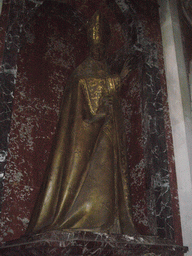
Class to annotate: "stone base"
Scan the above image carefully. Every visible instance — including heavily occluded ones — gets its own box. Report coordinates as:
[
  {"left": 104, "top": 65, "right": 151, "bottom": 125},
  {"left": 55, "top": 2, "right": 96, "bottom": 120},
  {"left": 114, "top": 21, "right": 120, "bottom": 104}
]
[{"left": 0, "top": 231, "right": 188, "bottom": 256}]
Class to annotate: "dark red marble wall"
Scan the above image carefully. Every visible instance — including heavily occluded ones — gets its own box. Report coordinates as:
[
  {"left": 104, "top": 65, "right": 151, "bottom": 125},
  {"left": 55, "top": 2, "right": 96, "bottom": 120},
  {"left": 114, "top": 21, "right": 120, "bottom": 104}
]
[{"left": 0, "top": 0, "right": 182, "bottom": 247}]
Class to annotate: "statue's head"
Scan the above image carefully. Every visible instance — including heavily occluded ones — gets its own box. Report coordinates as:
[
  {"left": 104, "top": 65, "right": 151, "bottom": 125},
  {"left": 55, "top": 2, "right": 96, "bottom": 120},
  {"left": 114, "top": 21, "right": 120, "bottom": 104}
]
[{"left": 87, "top": 11, "right": 111, "bottom": 61}]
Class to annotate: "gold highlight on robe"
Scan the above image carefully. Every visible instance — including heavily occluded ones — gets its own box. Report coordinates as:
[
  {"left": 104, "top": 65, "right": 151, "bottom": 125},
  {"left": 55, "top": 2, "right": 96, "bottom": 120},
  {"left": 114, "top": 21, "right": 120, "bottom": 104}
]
[{"left": 26, "top": 10, "right": 136, "bottom": 236}]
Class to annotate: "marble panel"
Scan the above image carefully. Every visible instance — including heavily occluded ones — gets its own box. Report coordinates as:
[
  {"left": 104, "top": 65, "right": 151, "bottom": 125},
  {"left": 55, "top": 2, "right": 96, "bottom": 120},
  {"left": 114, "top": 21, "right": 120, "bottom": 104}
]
[
  {"left": 158, "top": 44, "right": 183, "bottom": 245},
  {"left": 158, "top": 0, "right": 192, "bottom": 253},
  {"left": 0, "top": 0, "right": 43, "bottom": 213}
]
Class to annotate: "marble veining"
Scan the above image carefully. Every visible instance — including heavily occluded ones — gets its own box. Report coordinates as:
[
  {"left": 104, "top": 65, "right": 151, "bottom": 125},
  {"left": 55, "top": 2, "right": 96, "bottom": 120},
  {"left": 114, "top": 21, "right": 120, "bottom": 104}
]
[
  {"left": 0, "top": 0, "right": 182, "bottom": 249},
  {"left": 0, "top": 231, "right": 188, "bottom": 255}
]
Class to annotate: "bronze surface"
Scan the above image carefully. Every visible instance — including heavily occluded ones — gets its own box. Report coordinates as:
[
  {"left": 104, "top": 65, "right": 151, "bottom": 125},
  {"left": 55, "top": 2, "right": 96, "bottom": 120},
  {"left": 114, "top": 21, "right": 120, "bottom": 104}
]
[{"left": 26, "top": 11, "right": 136, "bottom": 235}]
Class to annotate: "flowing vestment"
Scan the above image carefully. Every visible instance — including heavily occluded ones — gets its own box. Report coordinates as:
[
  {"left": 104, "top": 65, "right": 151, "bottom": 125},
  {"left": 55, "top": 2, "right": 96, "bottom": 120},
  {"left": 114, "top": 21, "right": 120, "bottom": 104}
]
[{"left": 27, "top": 57, "right": 136, "bottom": 234}]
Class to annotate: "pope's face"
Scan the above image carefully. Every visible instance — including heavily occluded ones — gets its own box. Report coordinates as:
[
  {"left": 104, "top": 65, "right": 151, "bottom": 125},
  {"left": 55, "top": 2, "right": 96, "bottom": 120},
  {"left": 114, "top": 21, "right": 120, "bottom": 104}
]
[{"left": 90, "top": 42, "right": 106, "bottom": 61}]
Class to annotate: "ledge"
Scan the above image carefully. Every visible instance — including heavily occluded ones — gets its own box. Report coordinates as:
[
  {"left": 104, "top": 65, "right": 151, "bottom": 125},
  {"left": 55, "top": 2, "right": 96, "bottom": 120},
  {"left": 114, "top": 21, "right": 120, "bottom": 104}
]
[{"left": 0, "top": 231, "right": 188, "bottom": 255}]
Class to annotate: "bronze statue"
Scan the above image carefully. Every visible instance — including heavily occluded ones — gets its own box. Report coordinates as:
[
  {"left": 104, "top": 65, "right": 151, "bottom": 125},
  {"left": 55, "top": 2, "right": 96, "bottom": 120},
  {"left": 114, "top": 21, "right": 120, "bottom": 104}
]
[{"left": 26, "top": 11, "right": 136, "bottom": 235}]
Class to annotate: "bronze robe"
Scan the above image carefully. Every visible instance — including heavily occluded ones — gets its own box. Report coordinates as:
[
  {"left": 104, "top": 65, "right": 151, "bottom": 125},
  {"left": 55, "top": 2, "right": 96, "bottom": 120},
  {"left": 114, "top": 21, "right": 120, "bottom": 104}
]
[{"left": 27, "top": 57, "right": 135, "bottom": 234}]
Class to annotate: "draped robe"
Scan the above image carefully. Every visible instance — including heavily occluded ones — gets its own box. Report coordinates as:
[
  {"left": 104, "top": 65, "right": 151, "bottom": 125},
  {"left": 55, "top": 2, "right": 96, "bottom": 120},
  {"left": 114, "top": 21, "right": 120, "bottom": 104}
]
[{"left": 26, "top": 57, "right": 136, "bottom": 234}]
